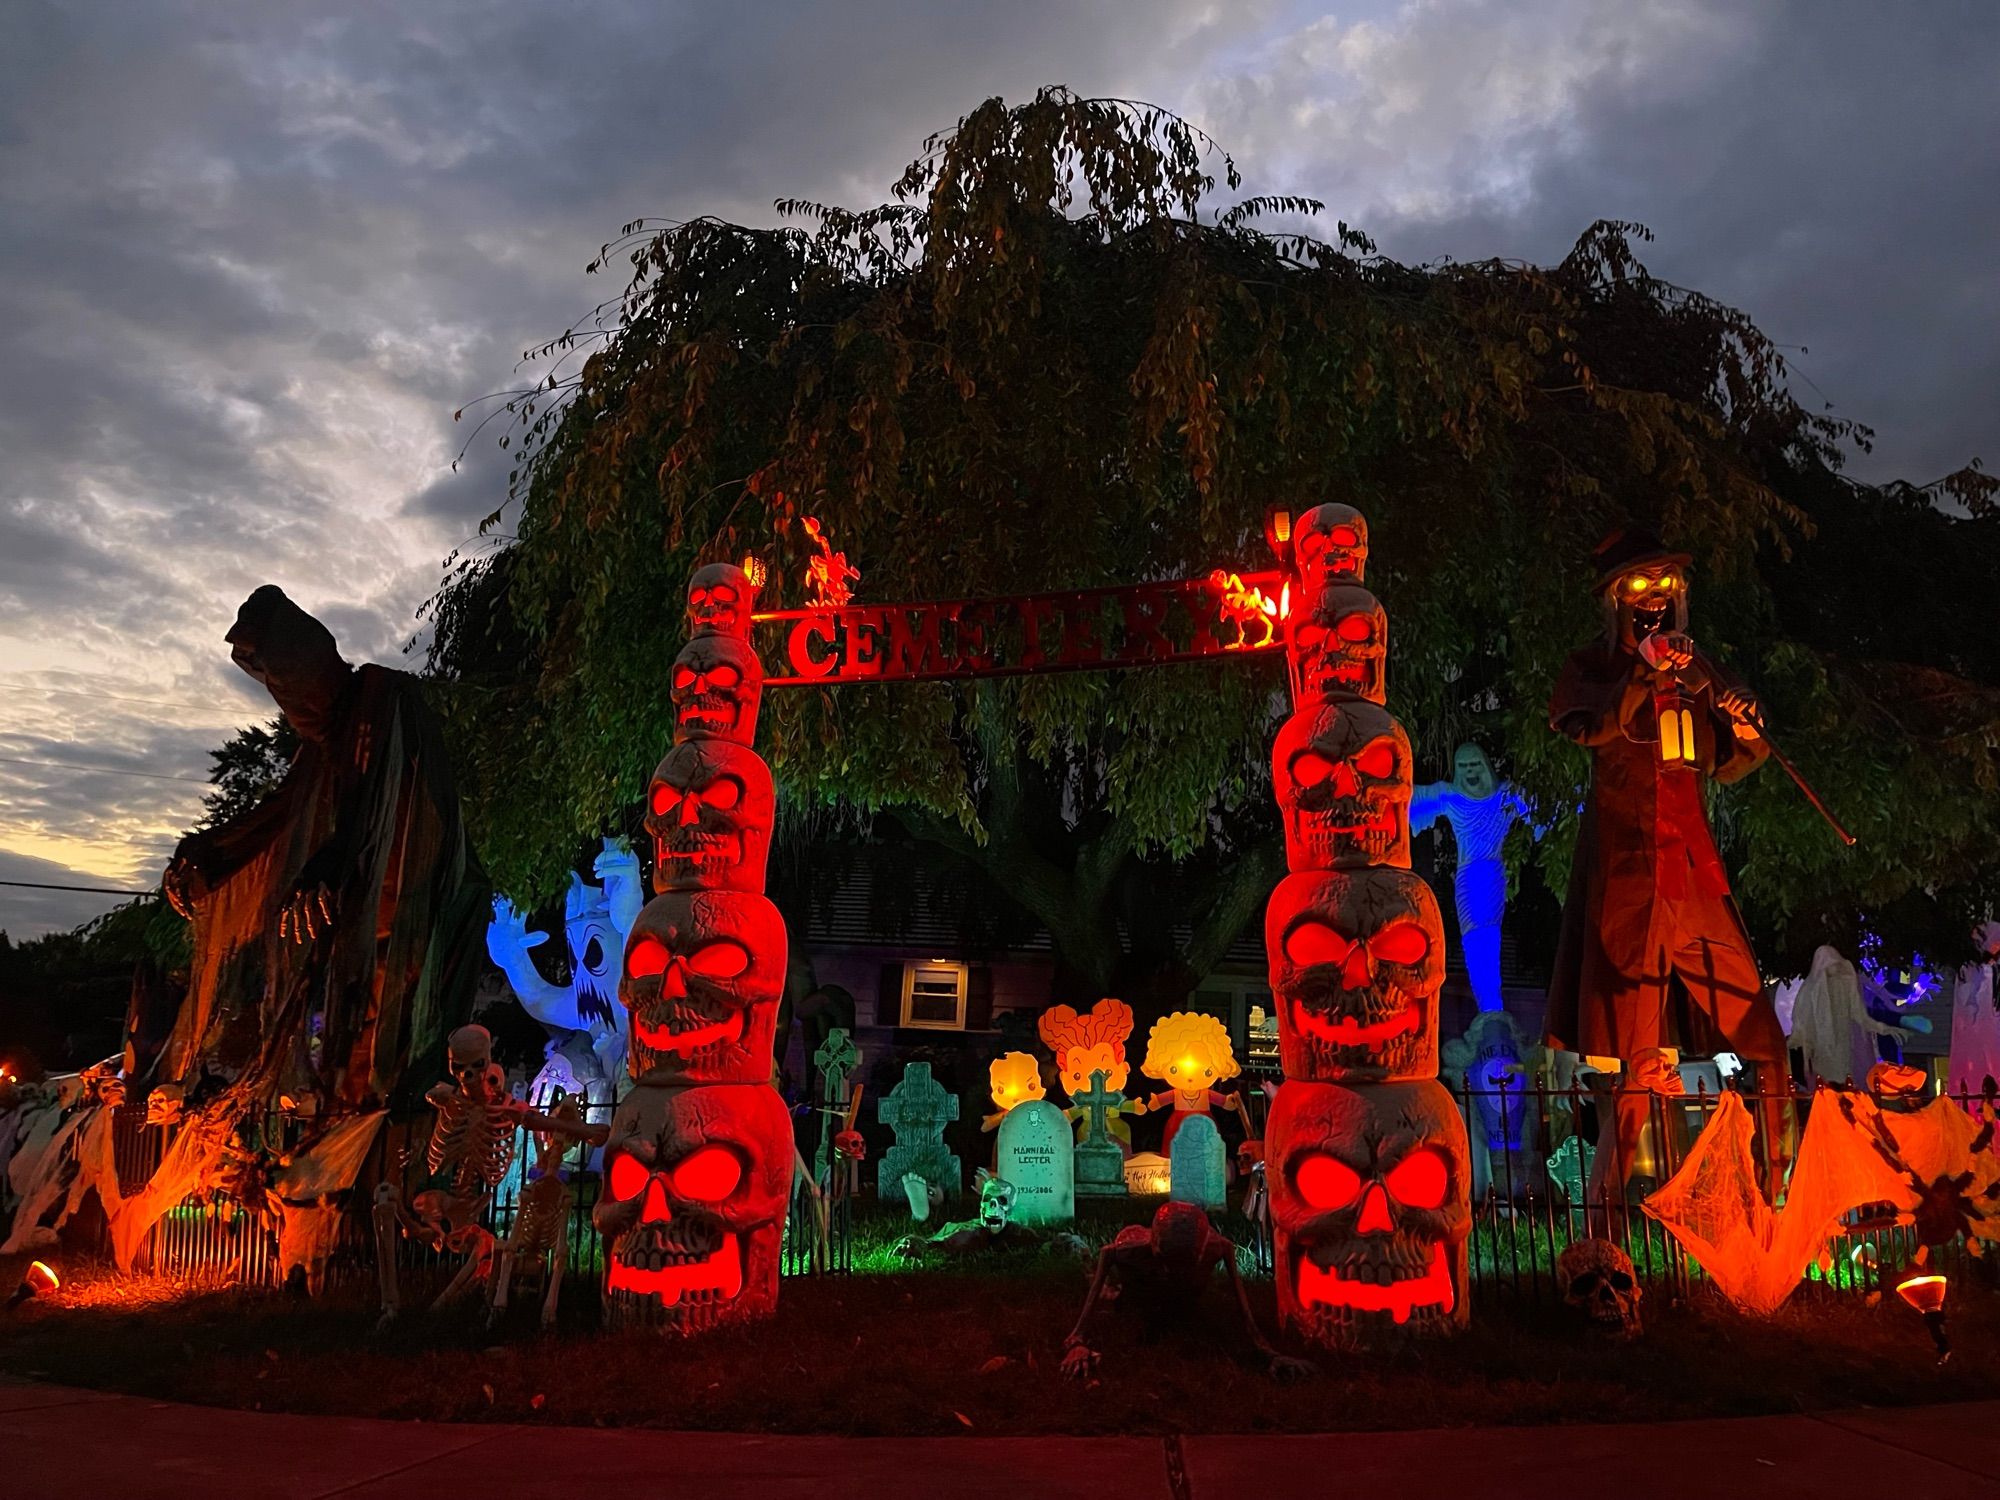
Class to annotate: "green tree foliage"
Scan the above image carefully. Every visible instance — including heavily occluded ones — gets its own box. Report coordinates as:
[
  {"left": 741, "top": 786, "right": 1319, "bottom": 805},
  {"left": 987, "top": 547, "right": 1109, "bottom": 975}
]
[
  {"left": 428, "top": 89, "right": 1999, "bottom": 1006},
  {"left": 196, "top": 716, "right": 299, "bottom": 831}
]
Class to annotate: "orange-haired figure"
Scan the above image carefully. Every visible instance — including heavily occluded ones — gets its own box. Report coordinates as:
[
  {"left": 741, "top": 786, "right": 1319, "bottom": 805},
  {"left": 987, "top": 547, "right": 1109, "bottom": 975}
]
[
  {"left": 1039, "top": 999, "right": 1145, "bottom": 1150},
  {"left": 983, "top": 1051, "right": 1047, "bottom": 1132},
  {"left": 1141, "top": 1012, "right": 1247, "bottom": 1156}
]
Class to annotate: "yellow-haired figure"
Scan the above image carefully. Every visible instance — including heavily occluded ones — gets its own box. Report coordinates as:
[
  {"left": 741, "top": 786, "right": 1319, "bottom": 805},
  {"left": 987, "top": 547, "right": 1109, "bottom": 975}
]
[
  {"left": 1039, "top": 998, "right": 1145, "bottom": 1150},
  {"left": 1141, "top": 1011, "right": 1247, "bottom": 1155},
  {"left": 983, "top": 1051, "right": 1047, "bottom": 1132}
]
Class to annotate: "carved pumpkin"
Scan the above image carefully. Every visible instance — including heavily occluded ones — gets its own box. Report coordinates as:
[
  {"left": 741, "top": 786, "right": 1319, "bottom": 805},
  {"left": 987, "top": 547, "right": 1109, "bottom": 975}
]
[
  {"left": 1287, "top": 582, "right": 1387, "bottom": 707},
  {"left": 1267, "top": 1077, "right": 1470, "bottom": 1347},
  {"left": 686, "top": 561, "right": 758, "bottom": 640},
  {"left": 670, "top": 634, "right": 763, "bottom": 746},
  {"left": 1291, "top": 503, "right": 1369, "bottom": 590},
  {"left": 620, "top": 891, "right": 785, "bottom": 1085},
  {"left": 594, "top": 1081, "right": 791, "bottom": 1333},
  {"left": 1266, "top": 868, "right": 1444, "bottom": 1081},
  {"left": 646, "top": 740, "right": 775, "bottom": 895},
  {"left": 1271, "top": 701, "right": 1413, "bottom": 872}
]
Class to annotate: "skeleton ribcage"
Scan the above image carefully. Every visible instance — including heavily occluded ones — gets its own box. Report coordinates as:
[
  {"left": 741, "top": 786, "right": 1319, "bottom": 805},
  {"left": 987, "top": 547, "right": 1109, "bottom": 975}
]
[
  {"left": 509, "top": 1178, "right": 571, "bottom": 1258},
  {"left": 426, "top": 1098, "right": 517, "bottom": 1193}
]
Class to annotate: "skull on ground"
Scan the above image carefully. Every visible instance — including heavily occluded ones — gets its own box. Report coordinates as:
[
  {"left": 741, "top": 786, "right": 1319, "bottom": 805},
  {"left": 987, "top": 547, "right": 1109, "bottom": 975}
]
[{"left": 1556, "top": 1238, "right": 1643, "bottom": 1338}]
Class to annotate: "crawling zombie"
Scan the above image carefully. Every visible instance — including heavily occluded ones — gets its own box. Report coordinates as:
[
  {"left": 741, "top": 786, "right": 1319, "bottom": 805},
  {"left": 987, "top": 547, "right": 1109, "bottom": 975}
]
[
  {"left": 1061, "top": 1200, "right": 1311, "bottom": 1380},
  {"left": 894, "top": 1170, "right": 1085, "bottom": 1259}
]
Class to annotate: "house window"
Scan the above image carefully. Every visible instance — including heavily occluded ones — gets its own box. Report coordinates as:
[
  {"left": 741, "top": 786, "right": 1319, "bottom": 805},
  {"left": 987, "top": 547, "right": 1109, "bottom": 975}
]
[{"left": 899, "top": 960, "right": 970, "bottom": 1030}]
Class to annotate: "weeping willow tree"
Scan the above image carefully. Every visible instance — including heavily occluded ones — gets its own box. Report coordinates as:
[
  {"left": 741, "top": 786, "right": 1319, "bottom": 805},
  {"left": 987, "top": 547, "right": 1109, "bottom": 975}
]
[{"left": 427, "top": 88, "right": 1999, "bottom": 1019}]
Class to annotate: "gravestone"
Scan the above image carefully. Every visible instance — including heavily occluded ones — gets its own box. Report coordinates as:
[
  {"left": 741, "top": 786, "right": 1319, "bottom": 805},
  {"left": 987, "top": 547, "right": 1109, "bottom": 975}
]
[
  {"left": 1073, "top": 1069, "right": 1128, "bottom": 1198},
  {"left": 812, "top": 1028, "right": 859, "bottom": 1181},
  {"left": 877, "top": 1062, "right": 961, "bottom": 1201},
  {"left": 1169, "top": 1112, "right": 1227, "bottom": 1212},
  {"left": 995, "top": 1099, "right": 1074, "bottom": 1227}
]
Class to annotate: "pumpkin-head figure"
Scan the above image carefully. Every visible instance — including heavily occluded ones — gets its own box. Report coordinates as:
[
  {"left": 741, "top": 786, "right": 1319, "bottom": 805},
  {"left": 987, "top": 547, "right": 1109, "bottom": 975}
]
[
  {"left": 1292, "top": 503, "right": 1368, "bottom": 590},
  {"left": 646, "top": 740, "right": 774, "bottom": 895},
  {"left": 1268, "top": 1078, "right": 1470, "bottom": 1348},
  {"left": 671, "top": 634, "right": 762, "bottom": 746},
  {"left": 1272, "top": 700, "right": 1412, "bottom": 871},
  {"left": 595, "top": 1082, "right": 791, "bottom": 1334},
  {"left": 988, "top": 1052, "right": 1046, "bottom": 1115},
  {"left": 1266, "top": 869, "right": 1444, "bottom": 1081},
  {"left": 1038, "top": 998, "right": 1136, "bottom": 1101},
  {"left": 1288, "top": 582, "right": 1386, "bottom": 707},
  {"left": 620, "top": 891, "right": 785, "bottom": 1085},
  {"left": 686, "top": 561, "right": 758, "bottom": 640},
  {"left": 1141, "top": 1012, "right": 1240, "bottom": 1110}
]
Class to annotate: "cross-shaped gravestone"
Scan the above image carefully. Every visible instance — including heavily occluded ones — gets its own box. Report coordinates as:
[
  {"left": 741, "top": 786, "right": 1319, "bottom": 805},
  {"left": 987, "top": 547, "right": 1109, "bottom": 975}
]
[
  {"left": 812, "top": 1028, "right": 860, "bottom": 1181},
  {"left": 1073, "top": 1068, "right": 1128, "bottom": 1198},
  {"left": 876, "top": 1062, "right": 962, "bottom": 1201}
]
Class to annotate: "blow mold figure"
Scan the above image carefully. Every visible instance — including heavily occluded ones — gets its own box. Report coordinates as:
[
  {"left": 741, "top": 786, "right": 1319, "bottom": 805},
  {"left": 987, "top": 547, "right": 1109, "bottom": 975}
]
[
  {"left": 1039, "top": 999, "right": 1145, "bottom": 1149},
  {"left": 983, "top": 1052, "right": 1047, "bottom": 1131},
  {"left": 1141, "top": 1012, "right": 1249, "bottom": 1156},
  {"left": 487, "top": 838, "right": 644, "bottom": 1098}
]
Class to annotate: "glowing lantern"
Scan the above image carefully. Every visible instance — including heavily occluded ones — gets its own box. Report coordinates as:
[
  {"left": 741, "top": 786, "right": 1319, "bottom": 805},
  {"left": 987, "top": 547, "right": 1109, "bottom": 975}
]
[
  {"left": 1896, "top": 1274, "right": 1951, "bottom": 1363},
  {"left": 740, "top": 555, "right": 768, "bottom": 590},
  {"left": 5, "top": 1260, "right": 59, "bottom": 1312},
  {"left": 1654, "top": 685, "right": 1698, "bottom": 766}
]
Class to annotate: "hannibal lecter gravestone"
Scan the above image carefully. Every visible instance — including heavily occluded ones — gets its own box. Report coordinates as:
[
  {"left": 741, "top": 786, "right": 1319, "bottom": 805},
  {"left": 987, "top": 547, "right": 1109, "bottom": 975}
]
[{"left": 994, "top": 1098, "right": 1074, "bottom": 1226}]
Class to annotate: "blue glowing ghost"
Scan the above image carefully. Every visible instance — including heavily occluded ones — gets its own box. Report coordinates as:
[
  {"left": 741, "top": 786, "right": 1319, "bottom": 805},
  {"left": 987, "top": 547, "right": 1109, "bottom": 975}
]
[{"left": 1410, "top": 743, "right": 1540, "bottom": 1014}]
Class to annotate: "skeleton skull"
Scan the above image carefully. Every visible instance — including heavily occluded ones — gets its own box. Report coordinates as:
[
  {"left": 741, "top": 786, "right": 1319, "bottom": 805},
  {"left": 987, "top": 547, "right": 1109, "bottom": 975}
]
[
  {"left": 1288, "top": 583, "right": 1387, "bottom": 707},
  {"left": 1292, "top": 503, "right": 1369, "bottom": 589},
  {"left": 1266, "top": 869, "right": 1444, "bottom": 1081},
  {"left": 646, "top": 740, "right": 774, "bottom": 895},
  {"left": 977, "top": 1170, "right": 1018, "bottom": 1232},
  {"left": 1272, "top": 701, "right": 1412, "bottom": 871},
  {"left": 620, "top": 891, "right": 785, "bottom": 1085},
  {"left": 446, "top": 1024, "right": 505, "bottom": 1103},
  {"left": 686, "top": 562, "right": 758, "bottom": 640},
  {"left": 594, "top": 1081, "right": 791, "bottom": 1334},
  {"left": 1268, "top": 1078, "right": 1470, "bottom": 1348},
  {"left": 1555, "top": 1238, "right": 1642, "bottom": 1338},
  {"left": 670, "top": 635, "right": 763, "bottom": 746}
]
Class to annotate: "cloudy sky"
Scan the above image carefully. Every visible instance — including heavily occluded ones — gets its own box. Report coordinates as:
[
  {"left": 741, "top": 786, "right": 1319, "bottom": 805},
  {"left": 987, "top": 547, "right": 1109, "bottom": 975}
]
[{"left": 1, "top": 0, "right": 1993, "bottom": 937}]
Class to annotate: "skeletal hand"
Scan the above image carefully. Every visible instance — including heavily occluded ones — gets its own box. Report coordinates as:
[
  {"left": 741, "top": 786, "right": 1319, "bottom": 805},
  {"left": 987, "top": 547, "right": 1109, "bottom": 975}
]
[
  {"left": 1061, "top": 1340, "right": 1100, "bottom": 1380},
  {"left": 278, "top": 882, "right": 335, "bottom": 944}
]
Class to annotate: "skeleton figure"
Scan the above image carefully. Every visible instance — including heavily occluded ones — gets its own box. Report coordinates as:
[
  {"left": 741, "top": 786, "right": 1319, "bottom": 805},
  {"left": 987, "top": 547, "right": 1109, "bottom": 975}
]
[
  {"left": 893, "top": 1168, "right": 1063, "bottom": 1258},
  {"left": 487, "top": 838, "right": 643, "bottom": 1095},
  {"left": 1061, "top": 1200, "right": 1311, "bottom": 1381},
  {"left": 486, "top": 1096, "right": 582, "bottom": 1331},
  {"left": 1556, "top": 1238, "right": 1643, "bottom": 1338}
]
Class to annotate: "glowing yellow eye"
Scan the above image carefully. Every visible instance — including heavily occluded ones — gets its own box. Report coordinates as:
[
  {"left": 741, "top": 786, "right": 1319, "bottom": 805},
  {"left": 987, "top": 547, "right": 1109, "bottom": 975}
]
[{"left": 1626, "top": 577, "right": 1650, "bottom": 594}]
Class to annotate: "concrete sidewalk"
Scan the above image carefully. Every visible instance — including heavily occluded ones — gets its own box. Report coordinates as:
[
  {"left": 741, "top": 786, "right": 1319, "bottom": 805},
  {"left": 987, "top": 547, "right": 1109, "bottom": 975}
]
[{"left": 2, "top": 1379, "right": 1993, "bottom": 1499}]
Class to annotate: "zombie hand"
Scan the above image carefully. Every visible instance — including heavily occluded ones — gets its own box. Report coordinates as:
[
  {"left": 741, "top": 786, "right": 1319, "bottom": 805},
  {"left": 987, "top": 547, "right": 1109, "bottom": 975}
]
[
  {"left": 1060, "top": 1338, "right": 1100, "bottom": 1380},
  {"left": 278, "top": 880, "right": 336, "bottom": 944},
  {"left": 1716, "top": 686, "right": 1763, "bottom": 737}
]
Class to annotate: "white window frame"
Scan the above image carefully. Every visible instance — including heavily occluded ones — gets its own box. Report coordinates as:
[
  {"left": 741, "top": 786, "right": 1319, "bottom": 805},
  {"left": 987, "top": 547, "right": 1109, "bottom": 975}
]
[{"left": 899, "top": 960, "right": 970, "bottom": 1031}]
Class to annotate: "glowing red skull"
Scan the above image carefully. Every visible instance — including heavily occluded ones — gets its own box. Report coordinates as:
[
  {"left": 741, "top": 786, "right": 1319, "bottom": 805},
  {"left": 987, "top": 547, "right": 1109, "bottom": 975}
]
[
  {"left": 1266, "top": 868, "right": 1444, "bottom": 1081},
  {"left": 1268, "top": 1077, "right": 1470, "bottom": 1348},
  {"left": 620, "top": 891, "right": 785, "bottom": 1085},
  {"left": 1288, "top": 582, "right": 1386, "bottom": 707},
  {"left": 646, "top": 741, "right": 774, "bottom": 895},
  {"left": 1272, "top": 701, "right": 1412, "bottom": 870},
  {"left": 671, "top": 635, "right": 762, "bottom": 746},
  {"left": 686, "top": 562, "right": 757, "bottom": 640},
  {"left": 594, "top": 1081, "right": 791, "bottom": 1334},
  {"left": 1292, "top": 503, "right": 1368, "bottom": 589}
]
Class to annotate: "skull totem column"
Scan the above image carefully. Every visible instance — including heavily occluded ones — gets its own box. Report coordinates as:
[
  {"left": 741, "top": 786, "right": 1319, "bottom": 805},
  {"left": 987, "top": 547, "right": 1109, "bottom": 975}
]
[
  {"left": 1265, "top": 505, "right": 1471, "bottom": 1347},
  {"left": 596, "top": 562, "right": 793, "bottom": 1335}
]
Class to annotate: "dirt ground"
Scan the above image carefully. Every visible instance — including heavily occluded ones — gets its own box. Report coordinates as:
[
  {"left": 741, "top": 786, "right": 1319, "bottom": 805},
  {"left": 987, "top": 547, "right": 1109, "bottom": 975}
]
[{"left": 3, "top": 1235, "right": 1994, "bottom": 1436}]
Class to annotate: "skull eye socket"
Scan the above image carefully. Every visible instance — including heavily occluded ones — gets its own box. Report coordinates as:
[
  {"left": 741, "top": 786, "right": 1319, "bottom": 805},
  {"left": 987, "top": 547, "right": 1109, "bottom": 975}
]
[
  {"left": 649, "top": 783, "right": 679, "bottom": 817},
  {"left": 689, "top": 587, "right": 711, "bottom": 607},
  {"left": 701, "top": 776, "right": 743, "bottom": 811},
  {"left": 687, "top": 939, "right": 751, "bottom": 979},
  {"left": 711, "top": 584, "right": 737, "bottom": 606},
  {"left": 1293, "top": 623, "right": 1326, "bottom": 651},
  {"left": 626, "top": 935, "right": 670, "bottom": 978},
  {"left": 1283, "top": 920, "right": 1351, "bottom": 970},
  {"left": 670, "top": 1144, "right": 743, "bottom": 1202},
  {"left": 672, "top": 665, "right": 697, "bottom": 691},
  {"left": 1328, "top": 525, "right": 1359, "bottom": 547},
  {"left": 1289, "top": 750, "right": 1334, "bottom": 789},
  {"left": 1385, "top": 1146, "right": 1450, "bottom": 1209},
  {"left": 1607, "top": 1269, "right": 1635, "bottom": 1292},
  {"left": 707, "top": 664, "right": 742, "bottom": 690},
  {"left": 608, "top": 1151, "right": 651, "bottom": 1202},
  {"left": 1335, "top": 612, "right": 1375, "bottom": 643},
  {"left": 1369, "top": 920, "right": 1430, "bottom": 967},
  {"left": 1293, "top": 1151, "right": 1363, "bottom": 1211},
  {"left": 1353, "top": 739, "right": 1397, "bottom": 780}
]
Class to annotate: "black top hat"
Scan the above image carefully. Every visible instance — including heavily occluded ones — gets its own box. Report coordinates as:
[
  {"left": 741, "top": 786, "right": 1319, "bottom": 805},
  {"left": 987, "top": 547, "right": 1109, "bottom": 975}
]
[{"left": 1591, "top": 527, "right": 1690, "bottom": 593}]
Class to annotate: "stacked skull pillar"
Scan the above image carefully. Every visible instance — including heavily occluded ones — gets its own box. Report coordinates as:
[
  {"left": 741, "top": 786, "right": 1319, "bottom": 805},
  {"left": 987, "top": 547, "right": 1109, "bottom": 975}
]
[
  {"left": 594, "top": 562, "right": 791, "bottom": 1334},
  {"left": 1264, "top": 506, "right": 1472, "bottom": 1348}
]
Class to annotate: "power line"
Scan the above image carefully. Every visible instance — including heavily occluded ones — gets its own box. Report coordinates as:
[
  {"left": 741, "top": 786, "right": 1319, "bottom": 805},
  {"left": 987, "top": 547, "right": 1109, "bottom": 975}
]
[
  {"left": 0, "top": 755, "right": 213, "bottom": 786},
  {"left": 0, "top": 879, "right": 152, "bottom": 897}
]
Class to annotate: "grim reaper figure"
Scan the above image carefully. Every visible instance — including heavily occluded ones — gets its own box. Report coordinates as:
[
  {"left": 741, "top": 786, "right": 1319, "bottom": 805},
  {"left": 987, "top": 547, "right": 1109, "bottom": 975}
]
[
  {"left": 115, "top": 587, "right": 487, "bottom": 1270},
  {"left": 1543, "top": 530, "right": 1790, "bottom": 1186}
]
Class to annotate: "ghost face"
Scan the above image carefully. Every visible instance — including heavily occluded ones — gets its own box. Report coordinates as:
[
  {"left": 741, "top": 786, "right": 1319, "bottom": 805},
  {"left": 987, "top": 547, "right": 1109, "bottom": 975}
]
[
  {"left": 620, "top": 892, "right": 786, "bottom": 1085},
  {"left": 1451, "top": 743, "right": 1496, "bottom": 801},
  {"left": 686, "top": 563, "right": 757, "bottom": 639},
  {"left": 564, "top": 893, "right": 621, "bottom": 1033},
  {"left": 646, "top": 741, "right": 774, "bottom": 895},
  {"left": 1606, "top": 565, "right": 1687, "bottom": 652},
  {"left": 1272, "top": 701, "right": 1412, "bottom": 871},
  {"left": 1288, "top": 583, "right": 1386, "bottom": 706},
  {"left": 594, "top": 1082, "right": 791, "bottom": 1334},
  {"left": 1267, "top": 869, "right": 1444, "bottom": 1082},
  {"left": 1268, "top": 1078, "right": 1470, "bottom": 1347},
  {"left": 671, "top": 636, "right": 763, "bottom": 746},
  {"left": 1292, "top": 504, "right": 1369, "bottom": 588}
]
